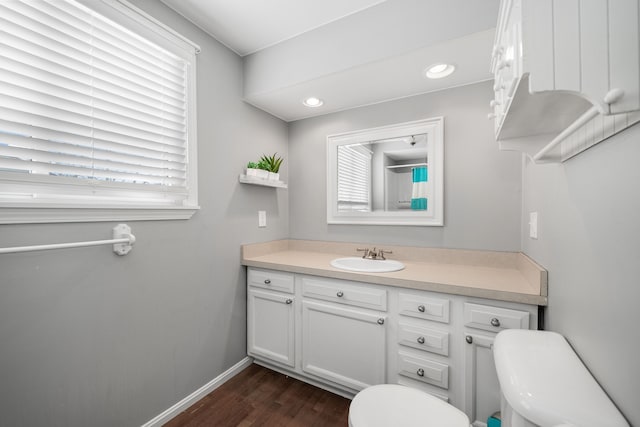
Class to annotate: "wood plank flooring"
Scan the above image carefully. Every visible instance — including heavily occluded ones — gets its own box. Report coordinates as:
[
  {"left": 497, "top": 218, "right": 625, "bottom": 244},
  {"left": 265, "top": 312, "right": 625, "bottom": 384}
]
[{"left": 164, "top": 363, "right": 351, "bottom": 426}]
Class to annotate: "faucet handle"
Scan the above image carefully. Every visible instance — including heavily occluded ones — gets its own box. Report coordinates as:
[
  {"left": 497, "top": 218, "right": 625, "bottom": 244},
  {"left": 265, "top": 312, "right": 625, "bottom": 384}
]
[
  {"left": 356, "top": 248, "right": 370, "bottom": 258},
  {"left": 377, "top": 249, "right": 392, "bottom": 260}
]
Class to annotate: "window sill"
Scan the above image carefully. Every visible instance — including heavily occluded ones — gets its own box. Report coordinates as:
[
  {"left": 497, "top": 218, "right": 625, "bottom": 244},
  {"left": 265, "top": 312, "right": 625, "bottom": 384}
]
[{"left": 0, "top": 206, "right": 199, "bottom": 224}]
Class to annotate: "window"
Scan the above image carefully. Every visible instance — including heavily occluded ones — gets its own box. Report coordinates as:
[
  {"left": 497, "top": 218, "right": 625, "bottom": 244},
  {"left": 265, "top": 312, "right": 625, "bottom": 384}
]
[
  {"left": 0, "top": 0, "right": 200, "bottom": 223},
  {"left": 337, "top": 144, "right": 371, "bottom": 212}
]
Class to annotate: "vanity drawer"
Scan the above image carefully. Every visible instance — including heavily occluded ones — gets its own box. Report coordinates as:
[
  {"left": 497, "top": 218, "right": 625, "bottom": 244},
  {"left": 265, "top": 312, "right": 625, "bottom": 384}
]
[
  {"left": 398, "top": 292, "right": 450, "bottom": 324},
  {"left": 248, "top": 268, "right": 294, "bottom": 294},
  {"left": 397, "top": 351, "right": 449, "bottom": 390},
  {"left": 463, "top": 303, "right": 529, "bottom": 332},
  {"left": 301, "top": 276, "right": 387, "bottom": 311},
  {"left": 398, "top": 322, "right": 449, "bottom": 356}
]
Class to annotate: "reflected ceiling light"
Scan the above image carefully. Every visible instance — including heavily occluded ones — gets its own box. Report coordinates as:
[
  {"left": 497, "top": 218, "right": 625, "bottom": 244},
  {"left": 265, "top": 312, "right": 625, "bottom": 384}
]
[
  {"left": 425, "top": 63, "right": 455, "bottom": 79},
  {"left": 303, "top": 97, "right": 323, "bottom": 107}
]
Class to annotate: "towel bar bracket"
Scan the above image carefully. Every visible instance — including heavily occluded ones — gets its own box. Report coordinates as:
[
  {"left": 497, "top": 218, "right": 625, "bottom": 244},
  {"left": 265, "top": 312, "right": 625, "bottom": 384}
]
[{"left": 113, "top": 224, "right": 136, "bottom": 256}]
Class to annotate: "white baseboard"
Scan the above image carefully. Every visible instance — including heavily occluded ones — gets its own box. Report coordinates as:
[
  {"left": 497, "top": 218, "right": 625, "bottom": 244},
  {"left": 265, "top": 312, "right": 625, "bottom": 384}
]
[{"left": 141, "top": 356, "right": 254, "bottom": 427}]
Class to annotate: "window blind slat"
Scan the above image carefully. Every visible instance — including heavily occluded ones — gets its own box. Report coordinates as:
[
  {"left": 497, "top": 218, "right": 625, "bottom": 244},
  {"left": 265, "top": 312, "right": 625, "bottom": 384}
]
[
  {"left": 1, "top": 72, "right": 186, "bottom": 132},
  {"left": 0, "top": 124, "right": 186, "bottom": 167},
  {"left": 0, "top": 134, "right": 186, "bottom": 173},
  {"left": 337, "top": 145, "right": 371, "bottom": 210},
  {"left": 0, "top": 157, "right": 186, "bottom": 187},
  {"left": 0, "top": 105, "right": 186, "bottom": 154},
  {"left": 1, "top": 53, "right": 187, "bottom": 124}
]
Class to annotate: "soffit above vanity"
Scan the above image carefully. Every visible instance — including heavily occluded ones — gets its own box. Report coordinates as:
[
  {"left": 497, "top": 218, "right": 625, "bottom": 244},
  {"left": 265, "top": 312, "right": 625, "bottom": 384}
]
[{"left": 160, "top": 0, "right": 500, "bottom": 121}]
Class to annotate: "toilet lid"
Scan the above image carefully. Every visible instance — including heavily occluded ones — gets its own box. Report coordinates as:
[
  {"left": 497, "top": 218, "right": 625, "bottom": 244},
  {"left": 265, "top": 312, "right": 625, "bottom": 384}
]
[{"left": 349, "top": 384, "right": 470, "bottom": 427}]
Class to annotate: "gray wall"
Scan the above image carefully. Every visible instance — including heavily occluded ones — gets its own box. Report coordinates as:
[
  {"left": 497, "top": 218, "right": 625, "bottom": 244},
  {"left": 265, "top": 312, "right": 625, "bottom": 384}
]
[
  {"left": 521, "top": 124, "right": 640, "bottom": 426},
  {"left": 0, "top": 2, "right": 289, "bottom": 426},
  {"left": 288, "top": 81, "right": 523, "bottom": 251}
]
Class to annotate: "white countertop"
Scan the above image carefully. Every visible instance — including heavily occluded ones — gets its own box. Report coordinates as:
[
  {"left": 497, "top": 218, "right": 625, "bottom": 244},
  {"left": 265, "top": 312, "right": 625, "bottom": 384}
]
[{"left": 241, "top": 240, "right": 548, "bottom": 306}]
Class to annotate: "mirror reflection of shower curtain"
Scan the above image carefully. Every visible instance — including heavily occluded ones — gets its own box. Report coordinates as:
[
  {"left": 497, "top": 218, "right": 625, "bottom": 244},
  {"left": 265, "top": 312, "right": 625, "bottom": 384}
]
[{"left": 411, "top": 166, "right": 427, "bottom": 210}]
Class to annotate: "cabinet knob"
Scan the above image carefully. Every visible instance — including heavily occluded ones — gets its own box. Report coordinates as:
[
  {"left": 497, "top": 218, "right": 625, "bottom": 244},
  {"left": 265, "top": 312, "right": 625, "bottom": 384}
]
[
  {"left": 417, "top": 368, "right": 425, "bottom": 377},
  {"left": 285, "top": 299, "right": 293, "bottom": 304},
  {"left": 493, "top": 82, "right": 505, "bottom": 92},
  {"left": 377, "top": 318, "right": 385, "bottom": 325},
  {"left": 487, "top": 113, "right": 497, "bottom": 120},
  {"left": 491, "top": 317, "right": 501, "bottom": 327},
  {"left": 264, "top": 279, "right": 271, "bottom": 284},
  {"left": 336, "top": 291, "right": 344, "bottom": 297},
  {"left": 417, "top": 305, "right": 426, "bottom": 313},
  {"left": 417, "top": 336, "right": 425, "bottom": 344},
  {"left": 490, "top": 99, "right": 500, "bottom": 108},
  {"left": 465, "top": 335, "right": 473, "bottom": 344}
]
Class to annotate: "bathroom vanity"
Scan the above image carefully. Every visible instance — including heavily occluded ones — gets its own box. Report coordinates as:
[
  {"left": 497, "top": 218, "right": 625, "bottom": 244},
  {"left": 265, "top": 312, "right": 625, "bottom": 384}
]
[{"left": 242, "top": 240, "right": 547, "bottom": 427}]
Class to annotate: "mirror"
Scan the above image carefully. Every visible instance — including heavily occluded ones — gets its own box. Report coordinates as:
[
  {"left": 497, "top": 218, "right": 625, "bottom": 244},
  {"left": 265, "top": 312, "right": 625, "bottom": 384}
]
[{"left": 327, "top": 117, "right": 443, "bottom": 226}]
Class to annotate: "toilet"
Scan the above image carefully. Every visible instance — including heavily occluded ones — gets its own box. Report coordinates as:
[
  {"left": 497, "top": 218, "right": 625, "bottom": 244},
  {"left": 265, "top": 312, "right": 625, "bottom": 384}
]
[
  {"left": 350, "top": 329, "right": 630, "bottom": 427},
  {"left": 348, "top": 384, "right": 470, "bottom": 427},
  {"left": 494, "top": 329, "right": 629, "bottom": 427}
]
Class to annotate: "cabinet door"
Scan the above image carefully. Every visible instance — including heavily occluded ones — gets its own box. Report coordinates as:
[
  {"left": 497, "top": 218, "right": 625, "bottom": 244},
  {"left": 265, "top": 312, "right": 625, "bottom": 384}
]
[
  {"left": 302, "top": 300, "right": 386, "bottom": 391},
  {"left": 247, "top": 288, "right": 295, "bottom": 367},
  {"left": 463, "top": 333, "right": 501, "bottom": 427}
]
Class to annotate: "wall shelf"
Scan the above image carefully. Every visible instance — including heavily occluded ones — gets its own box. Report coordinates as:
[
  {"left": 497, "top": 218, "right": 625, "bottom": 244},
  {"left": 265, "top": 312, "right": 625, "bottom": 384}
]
[{"left": 239, "top": 174, "right": 288, "bottom": 189}]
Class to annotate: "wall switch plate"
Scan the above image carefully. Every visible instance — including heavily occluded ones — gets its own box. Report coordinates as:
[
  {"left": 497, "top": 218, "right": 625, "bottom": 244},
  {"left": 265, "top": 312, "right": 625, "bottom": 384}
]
[
  {"left": 529, "top": 212, "right": 538, "bottom": 239},
  {"left": 258, "top": 210, "right": 266, "bottom": 228}
]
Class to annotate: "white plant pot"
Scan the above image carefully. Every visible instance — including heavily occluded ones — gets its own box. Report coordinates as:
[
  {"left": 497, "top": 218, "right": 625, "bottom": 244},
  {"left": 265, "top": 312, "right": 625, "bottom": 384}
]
[
  {"left": 256, "top": 169, "right": 269, "bottom": 179},
  {"left": 246, "top": 168, "right": 260, "bottom": 177},
  {"left": 268, "top": 172, "right": 280, "bottom": 181}
]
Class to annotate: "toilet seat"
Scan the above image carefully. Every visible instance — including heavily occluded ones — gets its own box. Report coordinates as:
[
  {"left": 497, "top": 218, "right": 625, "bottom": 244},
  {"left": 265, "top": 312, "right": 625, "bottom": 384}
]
[{"left": 349, "top": 384, "right": 470, "bottom": 427}]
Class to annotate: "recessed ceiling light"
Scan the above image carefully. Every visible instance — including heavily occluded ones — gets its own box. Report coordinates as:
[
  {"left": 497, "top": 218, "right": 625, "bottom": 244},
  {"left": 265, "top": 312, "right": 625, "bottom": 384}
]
[
  {"left": 303, "top": 97, "right": 323, "bottom": 107},
  {"left": 425, "top": 63, "right": 455, "bottom": 79}
]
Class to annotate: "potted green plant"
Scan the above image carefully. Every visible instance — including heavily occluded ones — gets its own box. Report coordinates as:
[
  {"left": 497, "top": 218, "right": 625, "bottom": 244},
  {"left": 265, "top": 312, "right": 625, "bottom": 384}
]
[{"left": 260, "top": 153, "right": 284, "bottom": 181}]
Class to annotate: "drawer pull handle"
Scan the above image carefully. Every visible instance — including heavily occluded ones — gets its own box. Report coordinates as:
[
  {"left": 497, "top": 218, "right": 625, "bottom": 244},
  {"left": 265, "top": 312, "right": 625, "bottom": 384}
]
[
  {"left": 417, "top": 305, "right": 426, "bottom": 313},
  {"left": 417, "top": 336, "right": 425, "bottom": 345},
  {"left": 490, "top": 317, "right": 501, "bottom": 327},
  {"left": 285, "top": 299, "right": 293, "bottom": 305},
  {"left": 466, "top": 335, "right": 473, "bottom": 344},
  {"left": 264, "top": 279, "right": 271, "bottom": 284},
  {"left": 336, "top": 291, "right": 344, "bottom": 297},
  {"left": 417, "top": 368, "right": 425, "bottom": 377},
  {"left": 377, "top": 318, "right": 385, "bottom": 325}
]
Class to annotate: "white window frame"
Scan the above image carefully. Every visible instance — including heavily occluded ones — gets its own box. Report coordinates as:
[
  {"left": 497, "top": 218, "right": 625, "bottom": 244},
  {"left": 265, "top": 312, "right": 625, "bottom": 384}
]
[{"left": 0, "top": 0, "right": 200, "bottom": 224}]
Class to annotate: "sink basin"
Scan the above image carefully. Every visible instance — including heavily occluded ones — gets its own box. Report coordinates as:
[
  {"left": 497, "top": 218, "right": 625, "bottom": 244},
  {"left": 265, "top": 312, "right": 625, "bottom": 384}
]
[{"left": 330, "top": 257, "right": 405, "bottom": 273}]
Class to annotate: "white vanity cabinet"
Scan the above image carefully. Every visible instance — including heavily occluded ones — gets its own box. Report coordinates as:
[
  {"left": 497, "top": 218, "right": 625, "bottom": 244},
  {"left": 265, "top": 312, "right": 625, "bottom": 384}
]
[
  {"left": 246, "top": 268, "right": 295, "bottom": 367},
  {"left": 246, "top": 267, "right": 539, "bottom": 421},
  {"left": 300, "top": 275, "right": 388, "bottom": 391}
]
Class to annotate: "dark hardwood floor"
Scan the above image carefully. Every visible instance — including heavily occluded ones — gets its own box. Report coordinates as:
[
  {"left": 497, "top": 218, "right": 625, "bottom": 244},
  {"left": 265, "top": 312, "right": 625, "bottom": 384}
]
[{"left": 164, "top": 363, "right": 351, "bottom": 426}]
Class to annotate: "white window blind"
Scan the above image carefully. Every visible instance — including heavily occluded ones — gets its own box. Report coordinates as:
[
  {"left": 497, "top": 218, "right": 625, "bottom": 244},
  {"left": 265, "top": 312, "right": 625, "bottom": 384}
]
[
  {"left": 337, "top": 144, "right": 371, "bottom": 212},
  {"left": 0, "top": 0, "right": 199, "bottom": 223}
]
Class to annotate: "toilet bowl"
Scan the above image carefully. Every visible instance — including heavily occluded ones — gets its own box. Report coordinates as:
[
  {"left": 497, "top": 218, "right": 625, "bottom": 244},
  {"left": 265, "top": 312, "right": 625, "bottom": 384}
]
[{"left": 348, "top": 384, "right": 470, "bottom": 427}]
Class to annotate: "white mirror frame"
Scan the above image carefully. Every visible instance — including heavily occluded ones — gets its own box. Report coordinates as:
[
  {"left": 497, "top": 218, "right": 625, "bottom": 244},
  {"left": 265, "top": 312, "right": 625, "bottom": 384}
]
[{"left": 327, "top": 117, "right": 444, "bottom": 226}]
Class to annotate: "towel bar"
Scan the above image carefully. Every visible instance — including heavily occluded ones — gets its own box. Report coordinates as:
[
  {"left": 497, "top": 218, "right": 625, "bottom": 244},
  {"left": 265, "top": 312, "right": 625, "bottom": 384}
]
[{"left": 0, "top": 224, "right": 136, "bottom": 256}]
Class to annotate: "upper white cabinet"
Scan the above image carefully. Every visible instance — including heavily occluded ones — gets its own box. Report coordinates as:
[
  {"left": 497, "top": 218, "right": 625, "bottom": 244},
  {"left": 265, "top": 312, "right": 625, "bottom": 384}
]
[{"left": 491, "top": 0, "right": 640, "bottom": 162}]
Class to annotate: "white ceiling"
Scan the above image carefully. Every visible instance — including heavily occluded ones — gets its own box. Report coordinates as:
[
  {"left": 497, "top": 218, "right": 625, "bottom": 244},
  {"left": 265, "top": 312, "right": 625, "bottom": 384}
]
[{"left": 160, "top": 0, "right": 501, "bottom": 122}]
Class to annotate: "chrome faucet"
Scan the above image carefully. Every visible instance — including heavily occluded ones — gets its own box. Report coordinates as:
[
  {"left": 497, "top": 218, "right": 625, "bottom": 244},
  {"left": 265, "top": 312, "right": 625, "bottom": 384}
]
[{"left": 356, "top": 247, "right": 393, "bottom": 260}]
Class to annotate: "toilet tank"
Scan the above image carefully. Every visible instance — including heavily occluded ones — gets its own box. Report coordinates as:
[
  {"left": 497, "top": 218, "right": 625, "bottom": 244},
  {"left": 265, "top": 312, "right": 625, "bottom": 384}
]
[{"left": 493, "top": 330, "right": 629, "bottom": 427}]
